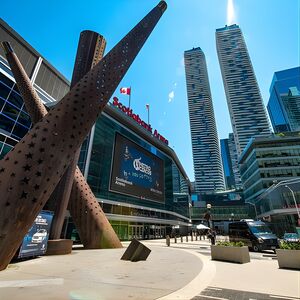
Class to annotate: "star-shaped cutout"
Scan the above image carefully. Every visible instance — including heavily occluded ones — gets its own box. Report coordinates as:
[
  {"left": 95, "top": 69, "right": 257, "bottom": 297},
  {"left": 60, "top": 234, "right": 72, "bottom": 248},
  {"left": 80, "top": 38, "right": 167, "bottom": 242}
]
[
  {"left": 25, "top": 153, "right": 33, "bottom": 159},
  {"left": 20, "top": 191, "right": 28, "bottom": 199},
  {"left": 22, "top": 177, "right": 30, "bottom": 184},
  {"left": 23, "top": 164, "right": 31, "bottom": 171}
]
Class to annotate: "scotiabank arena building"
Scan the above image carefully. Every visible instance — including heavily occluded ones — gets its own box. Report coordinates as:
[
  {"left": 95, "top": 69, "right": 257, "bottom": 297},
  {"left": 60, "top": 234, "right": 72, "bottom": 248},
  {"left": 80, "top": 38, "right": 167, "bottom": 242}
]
[{"left": 77, "top": 99, "right": 192, "bottom": 240}]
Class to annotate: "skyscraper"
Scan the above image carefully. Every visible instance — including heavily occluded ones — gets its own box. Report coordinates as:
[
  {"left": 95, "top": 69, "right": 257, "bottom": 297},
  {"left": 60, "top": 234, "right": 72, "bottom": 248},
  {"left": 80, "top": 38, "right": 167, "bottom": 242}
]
[
  {"left": 267, "top": 67, "right": 300, "bottom": 133},
  {"left": 220, "top": 138, "right": 235, "bottom": 190},
  {"left": 184, "top": 47, "right": 225, "bottom": 193},
  {"left": 220, "top": 133, "right": 242, "bottom": 191},
  {"left": 228, "top": 133, "right": 242, "bottom": 190},
  {"left": 216, "top": 24, "right": 271, "bottom": 156}
]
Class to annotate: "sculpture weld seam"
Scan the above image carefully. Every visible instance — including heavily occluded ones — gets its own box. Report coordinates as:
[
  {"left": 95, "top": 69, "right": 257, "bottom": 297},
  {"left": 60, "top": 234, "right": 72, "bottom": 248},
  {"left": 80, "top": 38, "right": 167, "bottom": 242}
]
[{"left": 0, "top": 1, "right": 167, "bottom": 271}]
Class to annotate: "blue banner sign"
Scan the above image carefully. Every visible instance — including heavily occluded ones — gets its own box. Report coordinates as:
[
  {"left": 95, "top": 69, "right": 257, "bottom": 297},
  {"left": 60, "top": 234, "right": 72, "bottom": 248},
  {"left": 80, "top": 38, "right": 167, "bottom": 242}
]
[
  {"left": 110, "top": 133, "right": 165, "bottom": 202},
  {"left": 18, "top": 211, "right": 53, "bottom": 258}
]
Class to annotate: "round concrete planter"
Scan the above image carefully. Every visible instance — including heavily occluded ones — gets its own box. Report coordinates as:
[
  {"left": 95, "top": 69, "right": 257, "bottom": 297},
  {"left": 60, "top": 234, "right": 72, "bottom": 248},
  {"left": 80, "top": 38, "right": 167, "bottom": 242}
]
[
  {"left": 46, "top": 239, "right": 73, "bottom": 255},
  {"left": 276, "top": 249, "right": 300, "bottom": 270},
  {"left": 211, "top": 245, "right": 250, "bottom": 264}
]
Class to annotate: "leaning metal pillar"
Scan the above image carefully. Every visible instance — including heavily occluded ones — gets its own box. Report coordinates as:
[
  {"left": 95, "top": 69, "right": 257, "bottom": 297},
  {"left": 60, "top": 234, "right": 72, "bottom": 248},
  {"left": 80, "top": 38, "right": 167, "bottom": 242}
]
[
  {"left": 48, "top": 31, "right": 106, "bottom": 242},
  {"left": 2, "top": 37, "right": 122, "bottom": 250},
  {"left": 0, "top": 1, "right": 167, "bottom": 271}
]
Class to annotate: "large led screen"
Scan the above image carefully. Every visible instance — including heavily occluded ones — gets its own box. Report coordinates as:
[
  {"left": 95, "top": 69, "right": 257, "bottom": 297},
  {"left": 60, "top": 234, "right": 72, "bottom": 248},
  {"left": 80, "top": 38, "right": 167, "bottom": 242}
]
[{"left": 110, "top": 133, "right": 165, "bottom": 203}]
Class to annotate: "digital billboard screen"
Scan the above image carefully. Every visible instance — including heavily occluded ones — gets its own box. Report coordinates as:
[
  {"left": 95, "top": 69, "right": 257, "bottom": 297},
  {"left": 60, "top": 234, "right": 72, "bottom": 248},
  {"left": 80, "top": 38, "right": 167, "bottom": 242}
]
[{"left": 110, "top": 133, "right": 165, "bottom": 203}]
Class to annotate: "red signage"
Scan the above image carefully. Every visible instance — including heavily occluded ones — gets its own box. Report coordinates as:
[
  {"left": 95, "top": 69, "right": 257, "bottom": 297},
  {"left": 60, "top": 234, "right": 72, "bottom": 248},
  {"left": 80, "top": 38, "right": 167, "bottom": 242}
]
[{"left": 112, "top": 97, "right": 169, "bottom": 145}]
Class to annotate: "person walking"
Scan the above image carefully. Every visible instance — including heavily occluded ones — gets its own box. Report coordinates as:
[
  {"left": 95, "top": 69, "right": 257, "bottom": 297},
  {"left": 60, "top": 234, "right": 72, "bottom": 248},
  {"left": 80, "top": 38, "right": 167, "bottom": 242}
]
[{"left": 208, "top": 229, "right": 216, "bottom": 245}]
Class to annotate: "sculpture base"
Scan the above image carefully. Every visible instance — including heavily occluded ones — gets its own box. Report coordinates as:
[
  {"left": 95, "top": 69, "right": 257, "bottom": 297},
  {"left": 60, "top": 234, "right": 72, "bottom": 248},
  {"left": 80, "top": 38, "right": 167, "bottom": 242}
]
[{"left": 46, "top": 239, "right": 73, "bottom": 255}]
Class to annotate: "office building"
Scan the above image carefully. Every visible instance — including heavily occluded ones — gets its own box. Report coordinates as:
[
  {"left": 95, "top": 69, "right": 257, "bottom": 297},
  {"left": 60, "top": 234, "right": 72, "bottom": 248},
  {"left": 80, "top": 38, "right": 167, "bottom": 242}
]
[
  {"left": 220, "top": 138, "right": 235, "bottom": 189},
  {"left": 216, "top": 24, "right": 271, "bottom": 156},
  {"left": 239, "top": 132, "right": 300, "bottom": 236},
  {"left": 0, "top": 18, "right": 192, "bottom": 240},
  {"left": 267, "top": 67, "right": 300, "bottom": 133},
  {"left": 184, "top": 47, "right": 225, "bottom": 193},
  {"left": 239, "top": 133, "right": 300, "bottom": 204}
]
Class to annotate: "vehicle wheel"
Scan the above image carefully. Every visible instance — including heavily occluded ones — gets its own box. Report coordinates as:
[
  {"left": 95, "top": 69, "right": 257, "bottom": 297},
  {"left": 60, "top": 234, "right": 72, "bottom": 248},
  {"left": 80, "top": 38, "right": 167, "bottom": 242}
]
[{"left": 252, "top": 244, "right": 260, "bottom": 252}]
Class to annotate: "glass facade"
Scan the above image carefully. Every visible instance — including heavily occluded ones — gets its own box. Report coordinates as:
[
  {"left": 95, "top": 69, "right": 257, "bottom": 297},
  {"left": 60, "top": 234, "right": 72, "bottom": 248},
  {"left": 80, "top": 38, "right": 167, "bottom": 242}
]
[
  {"left": 254, "top": 180, "right": 300, "bottom": 237},
  {"left": 267, "top": 67, "right": 300, "bottom": 133},
  {"left": 239, "top": 134, "right": 300, "bottom": 203},
  {"left": 220, "top": 138, "right": 235, "bottom": 189},
  {"left": 191, "top": 206, "right": 251, "bottom": 221},
  {"left": 0, "top": 72, "right": 31, "bottom": 138},
  {"left": 82, "top": 105, "right": 191, "bottom": 219}
]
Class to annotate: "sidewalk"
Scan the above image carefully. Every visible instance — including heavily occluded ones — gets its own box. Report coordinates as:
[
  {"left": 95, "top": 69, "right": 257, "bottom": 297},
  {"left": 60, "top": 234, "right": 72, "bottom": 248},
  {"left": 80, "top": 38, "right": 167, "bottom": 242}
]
[{"left": 0, "top": 238, "right": 299, "bottom": 300}]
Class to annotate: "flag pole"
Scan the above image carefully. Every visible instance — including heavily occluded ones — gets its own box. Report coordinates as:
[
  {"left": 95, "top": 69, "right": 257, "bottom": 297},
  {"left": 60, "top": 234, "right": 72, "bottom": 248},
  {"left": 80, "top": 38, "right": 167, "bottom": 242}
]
[
  {"left": 129, "top": 86, "right": 131, "bottom": 108},
  {"left": 147, "top": 105, "right": 150, "bottom": 125}
]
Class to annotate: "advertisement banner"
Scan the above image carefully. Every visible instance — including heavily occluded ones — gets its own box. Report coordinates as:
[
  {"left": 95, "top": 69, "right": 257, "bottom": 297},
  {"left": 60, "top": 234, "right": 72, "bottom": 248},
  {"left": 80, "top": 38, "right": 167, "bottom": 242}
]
[
  {"left": 110, "top": 133, "right": 165, "bottom": 202},
  {"left": 18, "top": 211, "right": 53, "bottom": 258}
]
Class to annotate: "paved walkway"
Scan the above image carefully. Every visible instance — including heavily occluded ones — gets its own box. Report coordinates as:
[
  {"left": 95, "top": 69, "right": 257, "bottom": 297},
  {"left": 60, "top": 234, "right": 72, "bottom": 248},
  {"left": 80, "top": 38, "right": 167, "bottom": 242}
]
[{"left": 0, "top": 238, "right": 299, "bottom": 300}]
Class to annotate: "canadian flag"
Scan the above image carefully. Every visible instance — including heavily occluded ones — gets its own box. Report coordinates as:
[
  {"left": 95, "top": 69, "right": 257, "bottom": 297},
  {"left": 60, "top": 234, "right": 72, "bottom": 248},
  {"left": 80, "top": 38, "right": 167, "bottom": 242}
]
[{"left": 120, "top": 87, "right": 131, "bottom": 95}]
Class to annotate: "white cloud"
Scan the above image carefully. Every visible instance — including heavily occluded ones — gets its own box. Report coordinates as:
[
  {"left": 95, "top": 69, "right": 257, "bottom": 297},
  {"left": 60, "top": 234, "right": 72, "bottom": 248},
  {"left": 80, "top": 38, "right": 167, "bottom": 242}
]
[{"left": 168, "top": 91, "right": 175, "bottom": 103}]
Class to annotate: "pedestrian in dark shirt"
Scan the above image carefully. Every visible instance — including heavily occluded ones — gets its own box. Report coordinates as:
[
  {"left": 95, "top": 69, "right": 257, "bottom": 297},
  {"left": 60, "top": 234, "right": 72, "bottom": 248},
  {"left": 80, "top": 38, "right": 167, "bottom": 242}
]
[{"left": 208, "top": 229, "right": 216, "bottom": 245}]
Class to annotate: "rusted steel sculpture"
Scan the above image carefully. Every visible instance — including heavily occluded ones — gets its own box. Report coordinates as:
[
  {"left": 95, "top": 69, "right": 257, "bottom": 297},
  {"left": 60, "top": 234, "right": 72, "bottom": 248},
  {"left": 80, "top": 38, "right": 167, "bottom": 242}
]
[
  {"left": 2, "top": 32, "right": 122, "bottom": 250},
  {"left": 48, "top": 30, "right": 106, "bottom": 241},
  {"left": 0, "top": 1, "right": 167, "bottom": 271}
]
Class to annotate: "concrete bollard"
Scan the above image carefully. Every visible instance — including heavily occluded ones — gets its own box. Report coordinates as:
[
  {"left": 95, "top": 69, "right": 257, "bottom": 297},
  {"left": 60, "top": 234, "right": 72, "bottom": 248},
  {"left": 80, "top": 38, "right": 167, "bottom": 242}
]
[
  {"left": 166, "top": 235, "right": 170, "bottom": 247},
  {"left": 186, "top": 235, "right": 188, "bottom": 242},
  {"left": 174, "top": 236, "right": 177, "bottom": 243},
  {"left": 180, "top": 236, "right": 183, "bottom": 243}
]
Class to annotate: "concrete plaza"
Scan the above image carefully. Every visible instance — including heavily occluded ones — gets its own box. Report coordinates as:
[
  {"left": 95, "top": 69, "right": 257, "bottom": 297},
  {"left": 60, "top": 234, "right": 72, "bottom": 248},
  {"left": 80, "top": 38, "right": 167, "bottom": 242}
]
[{"left": 0, "top": 239, "right": 299, "bottom": 300}]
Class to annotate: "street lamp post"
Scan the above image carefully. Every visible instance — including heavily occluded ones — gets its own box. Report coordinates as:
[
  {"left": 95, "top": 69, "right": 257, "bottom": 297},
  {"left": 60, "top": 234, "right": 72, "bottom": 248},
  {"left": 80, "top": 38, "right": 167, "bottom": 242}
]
[
  {"left": 204, "top": 204, "right": 212, "bottom": 228},
  {"left": 284, "top": 185, "right": 300, "bottom": 219}
]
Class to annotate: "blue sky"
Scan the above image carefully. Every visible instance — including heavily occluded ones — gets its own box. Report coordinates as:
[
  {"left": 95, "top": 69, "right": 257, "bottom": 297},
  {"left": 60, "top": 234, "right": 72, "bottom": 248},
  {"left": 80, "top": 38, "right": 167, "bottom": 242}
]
[{"left": 1, "top": 0, "right": 299, "bottom": 181}]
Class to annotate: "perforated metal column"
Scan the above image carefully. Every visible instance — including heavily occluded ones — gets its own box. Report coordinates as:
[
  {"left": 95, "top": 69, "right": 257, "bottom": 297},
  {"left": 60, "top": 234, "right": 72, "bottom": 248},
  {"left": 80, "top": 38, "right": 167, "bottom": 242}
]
[
  {"left": 49, "top": 31, "right": 106, "bottom": 240},
  {"left": 0, "top": 1, "right": 166, "bottom": 271}
]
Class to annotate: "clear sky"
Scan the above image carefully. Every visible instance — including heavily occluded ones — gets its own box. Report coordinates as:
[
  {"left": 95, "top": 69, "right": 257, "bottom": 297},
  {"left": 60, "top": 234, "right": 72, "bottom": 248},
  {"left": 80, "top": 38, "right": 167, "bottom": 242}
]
[{"left": 1, "top": 0, "right": 299, "bottom": 181}]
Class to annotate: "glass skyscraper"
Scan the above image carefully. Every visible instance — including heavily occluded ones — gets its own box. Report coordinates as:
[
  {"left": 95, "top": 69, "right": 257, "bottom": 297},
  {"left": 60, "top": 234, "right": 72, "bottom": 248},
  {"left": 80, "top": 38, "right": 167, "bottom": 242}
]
[
  {"left": 184, "top": 47, "right": 225, "bottom": 193},
  {"left": 228, "top": 133, "right": 242, "bottom": 190},
  {"left": 220, "top": 133, "right": 242, "bottom": 190},
  {"left": 267, "top": 67, "right": 300, "bottom": 133},
  {"left": 220, "top": 138, "right": 235, "bottom": 190},
  {"left": 216, "top": 24, "right": 271, "bottom": 156}
]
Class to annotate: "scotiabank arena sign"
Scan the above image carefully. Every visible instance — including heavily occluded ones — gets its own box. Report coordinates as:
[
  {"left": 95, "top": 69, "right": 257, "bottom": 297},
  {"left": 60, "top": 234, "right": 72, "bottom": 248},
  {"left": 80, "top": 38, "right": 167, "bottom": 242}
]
[{"left": 112, "top": 97, "right": 169, "bottom": 145}]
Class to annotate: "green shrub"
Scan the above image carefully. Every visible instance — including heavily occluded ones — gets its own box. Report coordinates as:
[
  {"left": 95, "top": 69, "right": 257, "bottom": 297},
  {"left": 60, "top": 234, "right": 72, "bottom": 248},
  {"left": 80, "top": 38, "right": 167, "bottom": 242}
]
[
  {"left": 280, "top": 241, "right": 300, "bottom": 250},
  {"left": 216, "top": 241, "right": 244, "bottom": 247}
]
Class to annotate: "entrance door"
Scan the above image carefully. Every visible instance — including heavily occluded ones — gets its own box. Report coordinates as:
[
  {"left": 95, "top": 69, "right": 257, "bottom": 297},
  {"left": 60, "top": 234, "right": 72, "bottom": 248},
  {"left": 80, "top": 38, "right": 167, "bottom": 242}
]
[{"left": 128, "top": 225, "right": 144, "bottom": 240}]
